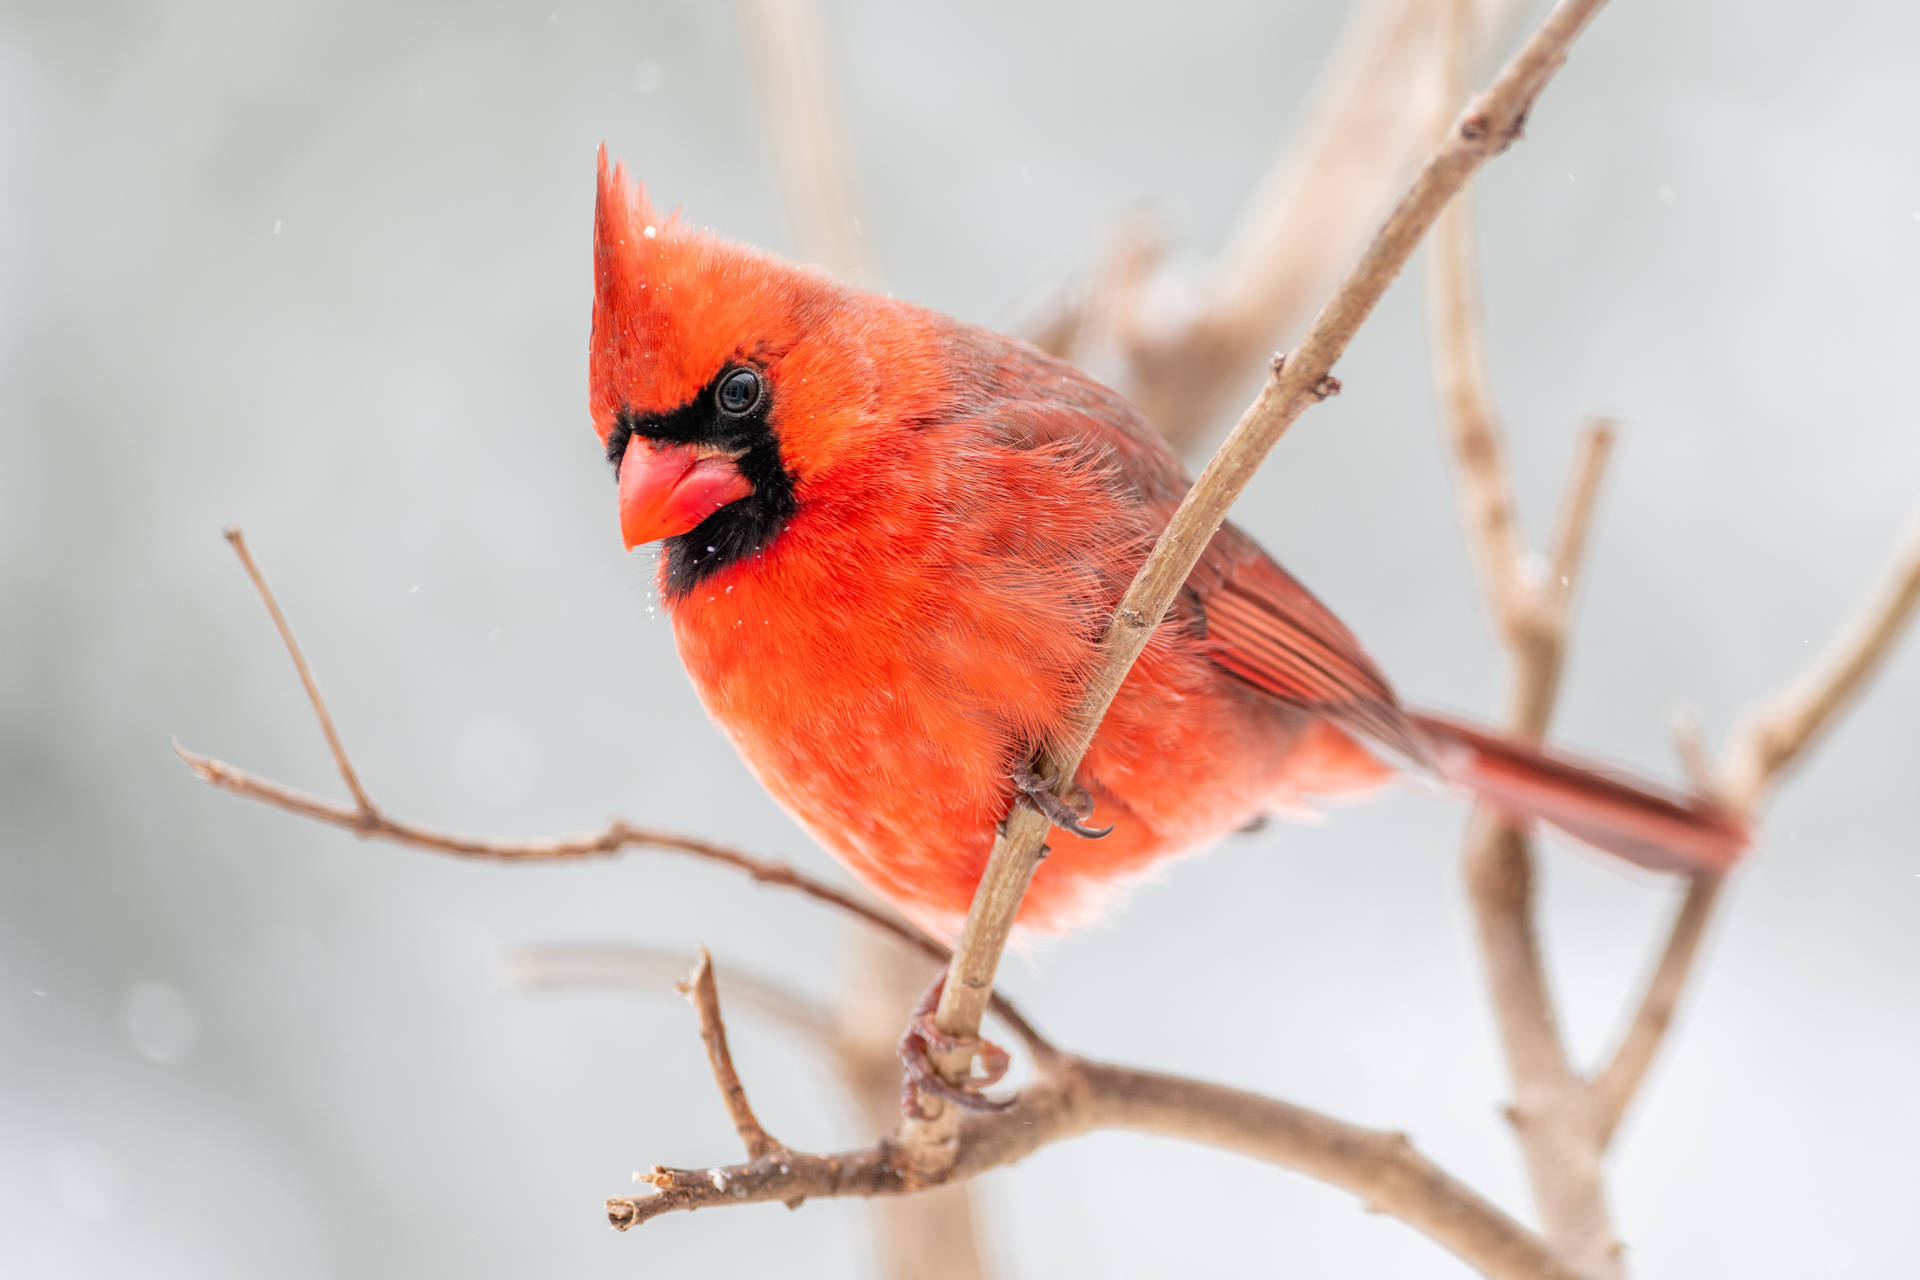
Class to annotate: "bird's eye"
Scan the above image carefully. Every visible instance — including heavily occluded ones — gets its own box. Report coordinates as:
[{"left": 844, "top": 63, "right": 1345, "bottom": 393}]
[{"left": 716, "top": 367, "right": 762, "bottom": 416}]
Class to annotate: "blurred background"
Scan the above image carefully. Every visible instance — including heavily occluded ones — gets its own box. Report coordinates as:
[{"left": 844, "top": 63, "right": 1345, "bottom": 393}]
[{"left": 4, "top": 1, "right": 1918, "bottom": 1275}]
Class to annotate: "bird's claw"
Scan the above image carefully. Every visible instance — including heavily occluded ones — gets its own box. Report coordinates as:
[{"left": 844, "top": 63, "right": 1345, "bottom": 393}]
[
  {"left": 1011, "top": 761, "right": 1113, "bottom": 839},
  {"left": 896, "top": 973, "right": 1014, "bottom": 1119}
]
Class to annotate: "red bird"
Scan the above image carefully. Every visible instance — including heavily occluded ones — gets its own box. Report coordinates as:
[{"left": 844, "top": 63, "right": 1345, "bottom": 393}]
[{"left": 588, "top": 152, "right": 1745, "bottom": 939}]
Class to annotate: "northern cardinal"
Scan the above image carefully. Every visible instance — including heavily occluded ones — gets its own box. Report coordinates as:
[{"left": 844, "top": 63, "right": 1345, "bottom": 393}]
[{"left": 588, "top": 151, "right": 1745, "bottom": 939}]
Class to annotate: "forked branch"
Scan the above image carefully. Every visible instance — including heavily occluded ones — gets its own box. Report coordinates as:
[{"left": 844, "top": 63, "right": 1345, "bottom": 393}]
[
  {"left": 183, "top": 531, "right": 1569, "bottom": 1272},
  {"left": 1425, "top": 0, "right": 1920, "bottom": 1264},
  {"left": 612, "top": 962, "right": 1581, "bottom": 1280}
]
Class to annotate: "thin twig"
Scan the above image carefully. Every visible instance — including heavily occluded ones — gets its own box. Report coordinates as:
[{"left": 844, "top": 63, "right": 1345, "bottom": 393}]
[
  {"left": 1424, "top": 5, "right": 1625, "bottom": 1266},
  {"left": 681, "top": 949, "right": 785, "bottom": 1160},
  {"left": 1667, "top": 711, "right": 1717, "bottom": 795},
  {"left": 1545, "top": 421, "right": 1615, "bottom": 613},
  {"left": 923, "top": 0, "right": 1617, "bottom": 1132},
  {"left": 1501, "top": 421, "right": 1614, "bottom": 733},
  {"left": 1425, "top": 155, "right": 1527, "bottom": 636},
  {"left": 612, "top": 1050, "right": 1580, "bottom": 1280},
  {"left": 177, "top": 532, "right": 1048, "bottom": 1056},
  {"left": 1423, "top": 1, "right": 1920, "bottom": 1257},
  {"left": 221, "top": 528, "right": 374, "bottom": 818},
  {"left": 1718, "top": 510, "right": 1920, "bottom": 813}
]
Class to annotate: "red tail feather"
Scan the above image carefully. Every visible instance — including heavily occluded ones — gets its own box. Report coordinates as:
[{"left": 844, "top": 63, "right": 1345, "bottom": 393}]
[{"left": 1408, "top": 711, "right": 1748, "bottom": 875}]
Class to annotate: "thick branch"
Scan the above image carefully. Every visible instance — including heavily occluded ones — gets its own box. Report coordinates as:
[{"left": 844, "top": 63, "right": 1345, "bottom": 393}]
[
  {"left": 1415, "top": 0, "right": 1664, "bottom": 1268},
  {"left": 613, "top": 1050, "right": 1578, "bottom": 1280},
  {"left": 1048, "top": 0, "right": 1526, "bottom": 449},
  {"left": 926, "top": 0, "right": 1615, "bottom": 1128},
  {"left": 1424, "top": 5, "right": 1623, "bottom": 1259},
  {"left": 1504, "top": 423, "right": 1614, "bottom": 731},
  {"left": 1455, "top": 437, "right": 1620, "bottom": 1278}
]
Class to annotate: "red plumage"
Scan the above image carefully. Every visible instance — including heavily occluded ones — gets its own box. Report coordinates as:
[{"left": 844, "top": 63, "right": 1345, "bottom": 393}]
[{"left": 587, "top": 152, "right": 1746, "bottom": 938}]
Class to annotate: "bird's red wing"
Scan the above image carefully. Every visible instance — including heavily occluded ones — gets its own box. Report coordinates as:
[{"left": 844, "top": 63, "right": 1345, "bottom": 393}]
[
  {"left": 1184, "top": 527, "right": 1428, "bottom": 763},
  {"left": 963, "top": 328, "right": 1423, "bottom": 760}
]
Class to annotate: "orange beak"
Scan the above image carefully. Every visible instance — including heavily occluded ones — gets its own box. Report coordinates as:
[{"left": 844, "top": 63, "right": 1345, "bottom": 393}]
[{"left": 617, "top": 437, "right": 754, "bottom": 550}]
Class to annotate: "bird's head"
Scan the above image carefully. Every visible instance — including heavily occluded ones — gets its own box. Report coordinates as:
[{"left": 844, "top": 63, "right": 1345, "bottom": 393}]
[{"left": 589, "top": 148, "right": 912, "bottom": 596}]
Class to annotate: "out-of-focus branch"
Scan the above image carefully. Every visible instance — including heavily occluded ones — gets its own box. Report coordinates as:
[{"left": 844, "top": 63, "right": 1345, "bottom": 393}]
[
  {"left": 915, "top": 0, "right": 1615, "bottom": 1178},
  {"left": 1717, "top": 512, "right": 1920, "bottom": 814},
  {"left": 510, "top": 943, "right": 841, "bottom": 1045},
  {"left": 613, "top": 977, "right": 1581, "bottom": 1280},
  {"left": 1420, "top": 0, "right": 1634, "bottom": 1268},
  {"left": 1447, "top": 420, "right": 1622, "bottom": 1275},
  {"left": 1427, "top": 183, "right": 1529, "bottom": 634},
  {"left": 1588, "top": 878, "right": 1716, "bottom": 1146},
  {"left": 735, "top": 0, "right": 879, "bottom": 289},
  {"left": 1042, "top": 0, "right": 1526, "bottom": 452},
  {"left": 1593, "top": 509, "right": 1920, "bottom": 1141},
  {"left": 220, "top": 529, "right": 374, "bottom": 816}
]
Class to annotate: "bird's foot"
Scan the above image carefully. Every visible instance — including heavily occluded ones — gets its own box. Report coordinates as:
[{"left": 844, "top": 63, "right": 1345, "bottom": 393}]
[
  {"left": 1011, "top": 760, "right": 1113, "bottom": 839},
  {"left": 897, "top": 972, "right": 1014, "bottom": 1119}
]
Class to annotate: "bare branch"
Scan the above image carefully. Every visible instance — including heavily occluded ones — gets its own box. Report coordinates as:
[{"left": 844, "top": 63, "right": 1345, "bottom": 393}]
[
  {"left": 1058, "top": 0, "right": 1528, "bottom": 450},
  {"left": 177, "top": 532, "right": 1047, "bottom": 1056},
  {"left": 221, "top": 527, "right": 374, "bottom": 817},
  {"left": 1461, "top": 821, "right": 1619, "bottom": 1273},
  {"left": 1502, "top": 422, "right": 1614, "bottom": 732},
  {"left": 1422, "top": 4, "right": 1628, "bottom": 1267},
  {"left": 176, "top": 737, "right": 907, "bottom": 939},
  {"left": 735, "top": 0, "right": 878, "bottom": 289},
  {"left": 1719, "top": 510, "right": 1920, "bottom": 812},
  {"left": 1590, "top": 876, "right": 1719, "bottom": 1144},
  {"left": 681, "top": 949, "right": 785, "bottom": 1161},
  {"left": 1545, "top": 421, "right": 1615, "bottom": 616},
  {"left": 1668, "top": 710, "right": 1717, "bottom": 795},
  {"left": 925, "top": 0, "right": 1617, "bottom": 1128},
  {"left": 1425, "top": 166, "right": 1528, "bottom": 636},
  {"left": 612, "top": 1052, "right": 1580, "bottom": 1280},
  {"left": 1422, "top": 0, "right": 1920, "bottom": 1241}
]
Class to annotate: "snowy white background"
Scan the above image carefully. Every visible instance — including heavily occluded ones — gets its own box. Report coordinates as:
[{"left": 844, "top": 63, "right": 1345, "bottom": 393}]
[{"left": 3, "top": 1, "right": 1917, "bottom": 1275}]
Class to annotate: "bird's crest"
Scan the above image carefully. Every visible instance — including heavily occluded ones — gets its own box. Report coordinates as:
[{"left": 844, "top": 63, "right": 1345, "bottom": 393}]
[{"left": 589, "top": 147, "right": 842, "bottom": 449}]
